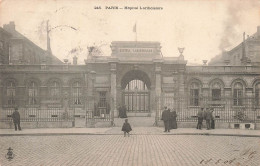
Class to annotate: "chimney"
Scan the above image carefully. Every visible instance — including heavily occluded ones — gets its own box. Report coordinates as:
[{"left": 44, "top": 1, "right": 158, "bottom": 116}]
[
  {"left": 3, "top": 21, "right": 16, "bottom": 32},
  {"left": 241, "top": 32, "right": 247, "bottom": 65},
  {"left": 73, "top": 56, "right": 78, "bottom": 65}
]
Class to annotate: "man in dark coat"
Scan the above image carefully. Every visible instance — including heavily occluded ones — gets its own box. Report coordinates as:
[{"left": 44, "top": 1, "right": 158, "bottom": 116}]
[
  {"left": 197, "top": 108, "right": 204, "bottom": 129},
  {"left": 161, "top": 106, "right": 171, "bottom": 132},
  {"left": 12, "top": 107, "right": 22, "bottom": 131}
]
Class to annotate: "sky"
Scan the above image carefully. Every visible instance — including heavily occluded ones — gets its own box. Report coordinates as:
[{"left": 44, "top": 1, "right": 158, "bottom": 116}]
[{"left": 0, "top": 0, "right": 259, "bottom": 65}]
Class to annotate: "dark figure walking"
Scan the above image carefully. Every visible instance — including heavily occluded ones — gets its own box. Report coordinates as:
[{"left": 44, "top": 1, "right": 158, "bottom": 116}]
[
  {"left": 12, "top": 108, "right": 22, "bottom": 131},
  {"left": 197, "top": 108, "right": 204, "bottom": 129},
  {"left": 161, "top": 107, "right": 171, "bottom": 132},
  {"left": 122, "top": 119, "right": 132, "bottom": 137},
  {"left": 169, "top": 109, "right": 177, "bottom": 129}
]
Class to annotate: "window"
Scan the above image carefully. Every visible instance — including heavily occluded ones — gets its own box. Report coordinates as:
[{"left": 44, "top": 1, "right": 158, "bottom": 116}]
[
  {"left": 72, "top": 81, "right": 81, "bottom": 105},
  {"left": 255, "top": 83, "right": 260, "bottom": 106},
  {"left": 212, "top": 82, "right": 221, "bottom": 101},
  {"left": 190, "top": 82, "right": 199, "bottom": 106},
  {"left": 7, "top": 81, "right": 15, "bottom": 106},
  {"left": 233, "top": 82, "right": 243, "bottom": 106},
  {"left": 98, "top": 92, "right": 106, "bottom": 107},
  {"left": 125, "top": 79, "right": 148, "bottom": 91},
  {"left": 49, "top": 81, "right": 60, "bottom": 100},
  {"left": 95, "top": 91, "right": 110, "bottom": 116},
  {"left": 28, "top": 81, "right": 38, "bottom": 105}
]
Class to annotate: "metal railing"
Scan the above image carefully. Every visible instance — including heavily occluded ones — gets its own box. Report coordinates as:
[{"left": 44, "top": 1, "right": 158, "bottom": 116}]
[
  {"left": 156, "top": 96, "right": 260, "bottom": 123},
  {"left": 0, "top": 108, "right": 75, "bottom": 122}
]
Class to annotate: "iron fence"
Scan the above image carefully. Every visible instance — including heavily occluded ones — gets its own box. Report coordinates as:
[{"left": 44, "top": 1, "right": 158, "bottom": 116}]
[
  {"left": 0, "top": 108, "right": 75, "bottom": 122},
  {"left": 85, "top": 102, "right": 112, "bottom": 122},
  {"left": 156, "top": 96, "right": 260, "bottom": 123}
]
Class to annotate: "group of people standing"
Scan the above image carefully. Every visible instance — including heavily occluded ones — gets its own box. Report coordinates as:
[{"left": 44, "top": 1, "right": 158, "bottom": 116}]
[
  {"left": 197, "top": 107, "right": 215, "bottom": 130},
  {"left": 161, "top": 106, "right": 177, "bottom": 132}
]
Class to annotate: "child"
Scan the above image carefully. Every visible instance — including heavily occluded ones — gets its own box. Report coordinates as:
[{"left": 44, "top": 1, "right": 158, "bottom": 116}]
[{"left": 122, "top": 119, "right": 132, "bottom": 137}]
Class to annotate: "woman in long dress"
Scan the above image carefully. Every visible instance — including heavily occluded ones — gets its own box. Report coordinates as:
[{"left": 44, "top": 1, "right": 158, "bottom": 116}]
[
  {"left": 169, "top": 109, "right": 177, "bottom": 129},
  {"left": 172, "top": 110, "right": 177, "bottom": 129}
]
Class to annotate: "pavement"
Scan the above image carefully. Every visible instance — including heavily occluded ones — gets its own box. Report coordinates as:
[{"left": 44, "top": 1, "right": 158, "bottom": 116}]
[
  {"left": 0, "top": 132, "right": 259, "bottom": 166},
  {"left": 0, "top": 127, "right": 260, "bottom": 166},
  {"left": 0, "top": 127, "right": 259, "bottom": 137}
]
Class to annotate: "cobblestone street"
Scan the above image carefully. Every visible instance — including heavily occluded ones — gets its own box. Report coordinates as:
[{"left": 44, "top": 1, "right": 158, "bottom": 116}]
[{"left": 0, "top": 134, "right": 259, "bottom": 166}]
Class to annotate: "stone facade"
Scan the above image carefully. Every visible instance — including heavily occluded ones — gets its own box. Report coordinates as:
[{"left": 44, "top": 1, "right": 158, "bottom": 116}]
[{"left": 0, "top": 24, "right": 260, "bottom": 129}]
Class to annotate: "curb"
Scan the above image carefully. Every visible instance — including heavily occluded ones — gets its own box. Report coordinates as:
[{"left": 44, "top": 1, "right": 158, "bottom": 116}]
[{"left": 0, "top": 133, "right": 259, "bottom": 137}]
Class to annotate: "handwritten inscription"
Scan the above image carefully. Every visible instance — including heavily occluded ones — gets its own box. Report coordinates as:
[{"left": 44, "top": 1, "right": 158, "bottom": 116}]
[{"left": 199, "top": 148, "right": 257, "bottom": 165}]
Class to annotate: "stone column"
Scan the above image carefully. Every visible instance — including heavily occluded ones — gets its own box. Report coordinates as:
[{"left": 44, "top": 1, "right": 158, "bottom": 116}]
[
  {"left": 0, "top": 77, "right": 2, "bottom": 108},
  {"left": 155, "top": 63, "right": 162, "bottom": 97},
  {"left": 88, "top": 71, "right": 96, "bottom": 114},
  {"left": 110, "top": 63, "right": 117, "bottom": 119},
  {"left": 178, "top": 68, "right": 186, "bottom": 112},
  {"left": 154, "top": 62, "right": 162, "bottom": 123}
]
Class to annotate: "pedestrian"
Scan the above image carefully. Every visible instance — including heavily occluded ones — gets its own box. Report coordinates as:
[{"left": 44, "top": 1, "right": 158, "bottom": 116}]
[
  {"left": 121, "top": 105, "right": 127, "bottom": 118},
  {"left": 12, "top": 107, "right": 22, "bottom": 131},
  {"left": 161, "top": 106, "right": 171, "bottom": 132},
  {"left": 118, "top": 105, "right": 122, "bottom": 118},
  {"left": 205, "top": 108, "right": 211, "bottom": 130},
  {"left": 210, "top": 108, "right": 215, "bottom": 129},
  {"left": 169, "top": 109, "right": 177, "bottom": 129},
  {"left": 197, "top": 108, "right": 204, "bottom": 129},
  {"left": 122, "top": 119, "right": 132, "bottom": 137}
]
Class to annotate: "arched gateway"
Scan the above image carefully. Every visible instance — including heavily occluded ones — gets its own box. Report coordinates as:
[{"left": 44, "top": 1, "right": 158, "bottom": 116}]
[{"left": 121, "top": 70, "right": 151, "bottom": 114}]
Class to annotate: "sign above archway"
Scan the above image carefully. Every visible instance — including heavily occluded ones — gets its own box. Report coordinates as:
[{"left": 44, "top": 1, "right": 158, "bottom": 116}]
[{"left": 111, "top": 41, "right": 162, "bottom": 61}]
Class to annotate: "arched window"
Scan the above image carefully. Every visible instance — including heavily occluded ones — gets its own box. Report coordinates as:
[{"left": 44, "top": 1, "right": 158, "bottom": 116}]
[
  {"left": 255, "top": 83, "right": 260, "bottom": 106},
  {"left": 233, "top": 82, "right": 243, "bottom": 106},
  {"left": 49, "top": 81, "right": 60, "bottom": 101},
  {"left": 7, "top": 81, "right": 16, "bottom": 106},
  {"left": 28, "top": 81, "right": 38, "bottom": 105},
  {"left": 125, "top": 79, "right": 148, "bottom": 91},
  {"left": 72, "top": 81, "right": 82, "bottom": 105},
  {"left": 190, "top": 82, "right": 200, "bottom": 106},
  {"left": 211, "top": 82, "right": 221, "bottom": 101}
]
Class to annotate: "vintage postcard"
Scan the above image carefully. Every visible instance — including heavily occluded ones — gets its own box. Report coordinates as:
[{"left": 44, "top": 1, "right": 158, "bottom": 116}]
[{"left": 0, "top": 0, "right": 259, "bottom": 165}]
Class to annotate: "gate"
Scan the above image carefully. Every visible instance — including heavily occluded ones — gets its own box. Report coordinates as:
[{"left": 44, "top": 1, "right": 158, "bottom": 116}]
[{"left": 123, "top": 79, "right": 150, "bottom": 113}]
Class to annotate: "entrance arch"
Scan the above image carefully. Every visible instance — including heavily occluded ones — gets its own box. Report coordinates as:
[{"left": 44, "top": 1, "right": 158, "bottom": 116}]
[{"left": 121, "top": 70, "right": 151, "bottom": 113}]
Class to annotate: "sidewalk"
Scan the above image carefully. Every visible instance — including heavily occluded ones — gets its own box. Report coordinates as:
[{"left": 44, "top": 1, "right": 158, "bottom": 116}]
[{"left": 0, "top": 127, "right": 259, "bottom": 137}]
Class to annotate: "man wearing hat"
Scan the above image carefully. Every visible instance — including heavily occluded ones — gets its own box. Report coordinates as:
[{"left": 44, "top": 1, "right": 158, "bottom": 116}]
[
  {"left": 197, "top": 107, "right": 204, "bottom": 129},
  {"left": 161, "top": 106, "right": 171, "bottom": 132},
  {"left": 12, "top": 107, "right": 22, "bottom": 131}
]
